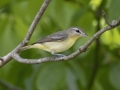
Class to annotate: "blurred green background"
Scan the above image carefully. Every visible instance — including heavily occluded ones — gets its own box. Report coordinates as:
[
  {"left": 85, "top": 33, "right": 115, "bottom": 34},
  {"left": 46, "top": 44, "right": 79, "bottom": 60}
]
[{"left": 0, "top": 0, "right": 120, "bottom": 90}]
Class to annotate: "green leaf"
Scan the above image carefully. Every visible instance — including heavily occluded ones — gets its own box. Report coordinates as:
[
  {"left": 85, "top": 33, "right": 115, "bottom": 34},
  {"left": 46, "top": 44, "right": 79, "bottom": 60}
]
[
  {"left": 101, "top": 28, "right": 120, "bottom": 49},
  {"left": 108, "top": 0, "right": 120, "bottom": 21},
  {"left": 94, "top": 65, "right": 115, "bottom": 90},
  {"left": 35, "top": 63, "right": 66, "bottom": 90},
  {"left": 0, "top": 0, "right": 10, "bottom": 8},
  {"left": 26, "top": 0, "right": 44, "bottom": 19},
  {"left": 0, "top": 14, "right": 9, "bottom": 36},
  {"left": 0, "top": 21, "right": 18, "bottom": 56},
  {"left": 66, "top": 68, "right": 79, "bottom": 90},
  {"left": 72, "top": 10, "right": 95, "bottom": 36},
  {"left": 109, "top": 63, "right": 120, "bottom": 90},
  {"left": 93, "top": 80, "right": 104, "bottom": 90},
  {"left": 67, "top": 61, "right": 87, "bottom": 90},
  {"left": 47, "top": 0, "right": 79, "bottom": 29},
  {"left": 80, "top": 0, "right": 91, "bottom": 6},
  {"left": 14, "top": 16, "right": 28, "bottom": 39}
]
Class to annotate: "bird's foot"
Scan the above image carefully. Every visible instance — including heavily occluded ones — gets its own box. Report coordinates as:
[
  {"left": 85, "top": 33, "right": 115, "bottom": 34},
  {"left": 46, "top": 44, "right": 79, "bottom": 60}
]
[{"left": 53, "top": 54, "right": 66, "bottom": 60}]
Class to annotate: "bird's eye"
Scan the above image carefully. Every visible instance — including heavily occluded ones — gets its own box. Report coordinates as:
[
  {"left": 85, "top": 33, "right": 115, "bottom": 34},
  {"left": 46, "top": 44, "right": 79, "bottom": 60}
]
[{"left": 76, "top": 30, "right": 80, "bottom": 33}]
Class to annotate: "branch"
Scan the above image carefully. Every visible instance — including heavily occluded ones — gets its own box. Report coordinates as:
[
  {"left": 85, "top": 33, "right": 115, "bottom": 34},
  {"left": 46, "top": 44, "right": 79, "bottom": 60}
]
[
  {"left": 102, "top": 10, "right": 113, "bottom": 27},
  {"left": 0, "top": 78, "right": 22, "bottom": 90},
  {"left": 12, "top": 11, "right": 120, "bottom": 64},
  {"left": 0, "top": 0, "right": 51, "bottom": 67}
]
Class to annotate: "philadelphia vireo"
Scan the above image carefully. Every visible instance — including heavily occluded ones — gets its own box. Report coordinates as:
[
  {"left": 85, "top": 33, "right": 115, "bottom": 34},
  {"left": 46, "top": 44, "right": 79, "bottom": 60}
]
[{"left": 20, "top": 27, "right": 87, "bottom": 56}]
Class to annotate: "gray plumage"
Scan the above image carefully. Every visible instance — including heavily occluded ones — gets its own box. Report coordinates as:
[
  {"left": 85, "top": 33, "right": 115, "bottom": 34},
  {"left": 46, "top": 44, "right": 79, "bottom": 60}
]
[
  {"left": 20, "top": 27, "right": 87, "bottom": 52},
  {"left": 32, "top": 30, "right": 68, "bottom": 44}
]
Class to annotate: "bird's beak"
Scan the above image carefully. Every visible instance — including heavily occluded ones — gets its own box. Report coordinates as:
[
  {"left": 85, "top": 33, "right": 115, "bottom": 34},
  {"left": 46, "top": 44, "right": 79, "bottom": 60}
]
[{"left": 82, "top": 33, "right": 88, "bottom": 36}]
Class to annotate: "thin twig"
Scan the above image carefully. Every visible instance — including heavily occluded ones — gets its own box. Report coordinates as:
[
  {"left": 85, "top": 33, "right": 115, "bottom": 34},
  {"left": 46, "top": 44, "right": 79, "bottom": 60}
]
[
  {"left": 102, "top": 10, "right": 113, "bottom": 27},
  {"left": 12, "top": 13, "right": 120, "bottom": 64},
  {"left": 0, "top": 0, "right": 51, "bottom": 67},
  {"left": 23, "top": 0, "right": 51, "bottom": 45},
  {"left": 0, "top": 78, "right": 22, "bottom": 90}
]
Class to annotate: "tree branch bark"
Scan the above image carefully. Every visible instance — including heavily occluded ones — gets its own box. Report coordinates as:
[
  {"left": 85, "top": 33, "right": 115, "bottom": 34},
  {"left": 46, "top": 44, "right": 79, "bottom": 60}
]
[
  {"left": 0, "top": 0, "right": 51, "bottom": 67},
  {"left": 11, "top": 12, "right": 120, "bottom": 64}
]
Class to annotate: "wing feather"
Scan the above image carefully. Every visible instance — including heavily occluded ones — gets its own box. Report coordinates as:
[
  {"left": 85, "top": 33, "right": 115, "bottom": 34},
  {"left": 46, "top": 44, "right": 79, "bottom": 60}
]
[{"left": 32, "top": 31, "right": 68, "bottom": 45}]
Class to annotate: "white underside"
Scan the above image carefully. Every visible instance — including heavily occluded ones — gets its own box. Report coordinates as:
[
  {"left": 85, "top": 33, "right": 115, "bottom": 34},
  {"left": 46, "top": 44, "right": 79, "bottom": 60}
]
[{"left": 31, "top": 37, "right": 79, "bottom": 53}]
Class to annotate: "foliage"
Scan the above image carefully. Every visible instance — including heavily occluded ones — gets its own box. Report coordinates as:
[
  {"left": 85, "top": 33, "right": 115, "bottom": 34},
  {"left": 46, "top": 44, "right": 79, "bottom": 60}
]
[{"left": 0, "top": 0, "right": 120, "bottom": 90}]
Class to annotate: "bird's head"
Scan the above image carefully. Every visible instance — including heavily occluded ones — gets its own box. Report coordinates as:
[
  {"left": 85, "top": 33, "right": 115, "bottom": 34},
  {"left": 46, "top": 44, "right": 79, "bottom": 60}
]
[{"left": 67, "top": 27, "right": 87, "bottom": 38}]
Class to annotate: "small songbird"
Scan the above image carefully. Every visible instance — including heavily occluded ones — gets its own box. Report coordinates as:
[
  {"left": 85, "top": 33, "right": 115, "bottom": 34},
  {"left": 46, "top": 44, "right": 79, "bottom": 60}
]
[{"left": 20, "top": 27, "right": 87, "bottom": 57}]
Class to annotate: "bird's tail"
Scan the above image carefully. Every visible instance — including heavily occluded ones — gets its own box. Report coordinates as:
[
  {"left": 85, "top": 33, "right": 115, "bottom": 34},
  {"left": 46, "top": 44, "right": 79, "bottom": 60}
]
[{"left": 19, "top": 45, "right": 32, "bottom": 51}]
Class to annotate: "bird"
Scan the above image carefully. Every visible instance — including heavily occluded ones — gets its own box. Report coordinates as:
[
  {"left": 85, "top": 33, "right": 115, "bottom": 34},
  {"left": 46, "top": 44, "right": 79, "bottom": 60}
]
[{"left": 20, "top": 27, "right": 87, "bottom": 57}]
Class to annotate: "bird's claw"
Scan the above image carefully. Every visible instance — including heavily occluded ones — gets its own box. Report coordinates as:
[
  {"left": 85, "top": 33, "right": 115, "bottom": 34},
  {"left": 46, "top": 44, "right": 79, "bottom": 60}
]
[{"left": 53, "top": 54, "right": 66, "bottom": 61}]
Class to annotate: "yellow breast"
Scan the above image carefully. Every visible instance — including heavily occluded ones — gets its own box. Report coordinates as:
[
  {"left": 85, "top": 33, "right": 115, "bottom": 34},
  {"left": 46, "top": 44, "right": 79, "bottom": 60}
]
[{"left": 31, "top": 36, "right": 80, "bottom": 53}]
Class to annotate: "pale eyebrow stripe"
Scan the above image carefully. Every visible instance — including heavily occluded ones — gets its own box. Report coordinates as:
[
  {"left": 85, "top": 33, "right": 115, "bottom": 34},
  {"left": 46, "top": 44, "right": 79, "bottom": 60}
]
[{"left": 73, "top": 28, "right": 79, "bottom": 30}]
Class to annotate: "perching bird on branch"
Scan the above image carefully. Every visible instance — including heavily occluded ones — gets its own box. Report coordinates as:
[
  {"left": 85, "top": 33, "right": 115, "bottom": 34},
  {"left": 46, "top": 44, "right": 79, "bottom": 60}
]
[{"left": 20, "top": 27, "right": 87, "bottom": 57}]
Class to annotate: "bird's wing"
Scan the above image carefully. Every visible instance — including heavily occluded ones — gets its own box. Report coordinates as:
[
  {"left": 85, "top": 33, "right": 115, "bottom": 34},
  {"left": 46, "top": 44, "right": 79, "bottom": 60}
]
[{"left": 32, "top": 31, "right": 68, "bottom": 44}]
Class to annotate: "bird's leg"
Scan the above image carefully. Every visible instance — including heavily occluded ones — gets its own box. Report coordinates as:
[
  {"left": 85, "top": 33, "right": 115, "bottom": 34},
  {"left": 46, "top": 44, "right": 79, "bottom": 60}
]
[
  {"left": 53, "top": 54, "right": 66, "bottom": 57},
  {"left": 51, "top": 50, "right": 66, "bottom": 59}
]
